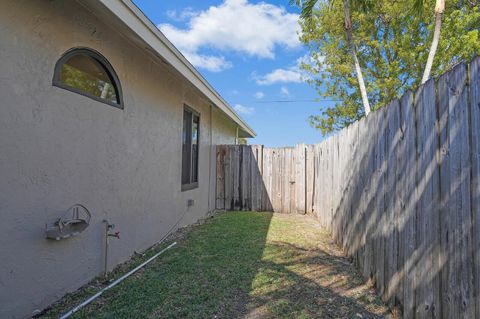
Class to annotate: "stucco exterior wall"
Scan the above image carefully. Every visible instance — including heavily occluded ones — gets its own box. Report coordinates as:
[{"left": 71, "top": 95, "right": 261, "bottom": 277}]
[{"left": 0, "top": 1, "right": 237, "bottom": 318}]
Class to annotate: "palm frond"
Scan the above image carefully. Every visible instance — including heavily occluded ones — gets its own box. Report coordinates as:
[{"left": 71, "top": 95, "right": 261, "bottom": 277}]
[
  {"left": 413, "top": 0, "right": 425, "bottom": 16},
  {"left": 351, "top": 0, "right": 375, "bottom": 12},
  {"left": 290, "top": 0, "right": 320, "bottom": 21}
]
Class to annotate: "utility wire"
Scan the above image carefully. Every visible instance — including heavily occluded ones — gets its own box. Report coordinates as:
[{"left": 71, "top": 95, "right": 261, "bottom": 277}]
[{"left": 250, "top": 99, "right": 341, "bottom": 103}]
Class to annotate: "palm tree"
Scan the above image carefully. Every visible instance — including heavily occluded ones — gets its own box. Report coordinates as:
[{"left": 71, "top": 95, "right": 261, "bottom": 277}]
[
  {"left": 420, "top": 0, "right": 445, "bottom": 84},
  {"left": 293, "top": 0, "right": 372, "bottom": 116}
]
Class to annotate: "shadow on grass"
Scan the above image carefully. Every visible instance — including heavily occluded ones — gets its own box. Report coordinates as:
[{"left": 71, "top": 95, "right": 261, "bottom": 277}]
[{"left": 41, "top": 212, "right": 387, "bottom": 319}]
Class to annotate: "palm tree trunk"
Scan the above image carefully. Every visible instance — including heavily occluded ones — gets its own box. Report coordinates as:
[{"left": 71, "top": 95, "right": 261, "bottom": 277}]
[
  {"left": 343, "top": 0, "right": 371, "bottom": 115},
  {"left": 421, "top": 0, "right": 445, "bottom": 84}
]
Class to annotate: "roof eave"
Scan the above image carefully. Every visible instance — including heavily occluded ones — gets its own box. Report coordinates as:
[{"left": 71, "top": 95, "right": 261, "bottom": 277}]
[{"left": 91, "top": 0, "right": 256, "bottom": 138}]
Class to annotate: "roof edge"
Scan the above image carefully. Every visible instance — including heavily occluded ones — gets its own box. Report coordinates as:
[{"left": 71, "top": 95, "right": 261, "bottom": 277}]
[{"left": 94, "top": 0, "right": 256, "bottom": 138}]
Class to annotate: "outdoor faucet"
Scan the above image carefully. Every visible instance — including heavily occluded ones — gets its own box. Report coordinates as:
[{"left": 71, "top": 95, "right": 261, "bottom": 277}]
[
  {"left": 103, "top": 220, "right": 120, "bottom": 239},
  {"left": 108, "top": 231, "right": 120, "bottom": 239},
  {"left": 102, "top": 219, "right": 120, "bottom": 278}
]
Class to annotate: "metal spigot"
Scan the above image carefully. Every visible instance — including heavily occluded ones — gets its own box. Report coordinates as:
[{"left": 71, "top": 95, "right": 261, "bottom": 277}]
[
  {"left": 102, "top": 219, "right": 120, "bottom": 278},
  {"left": 108, "top": 231, "right": 120, "bottom": 239},
  {"left": 103, "top": 220, "right": 119, "bottom": 238}
]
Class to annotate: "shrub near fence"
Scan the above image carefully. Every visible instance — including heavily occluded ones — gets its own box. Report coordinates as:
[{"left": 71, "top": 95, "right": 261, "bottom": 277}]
[{"left": 215, "top": 57, "right": 480, "bottom": 318}]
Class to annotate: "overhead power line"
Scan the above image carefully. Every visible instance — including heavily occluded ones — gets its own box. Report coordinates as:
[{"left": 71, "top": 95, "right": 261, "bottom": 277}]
[{"left": 250, "top": 99, "right": 341, "bottom": 104}]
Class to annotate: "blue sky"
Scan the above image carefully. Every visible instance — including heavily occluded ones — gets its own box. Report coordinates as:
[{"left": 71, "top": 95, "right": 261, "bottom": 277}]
[{"left": 133, "top": 0, "right": 333, "bottom": 147}]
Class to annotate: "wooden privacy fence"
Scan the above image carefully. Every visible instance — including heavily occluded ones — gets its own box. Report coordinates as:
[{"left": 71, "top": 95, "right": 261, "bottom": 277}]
[
  {"left": 215, "top": 144, "right": 311, "bottom": 214},
  {"left": 215, "top": 57, "right": 480, "bottom": 318}
]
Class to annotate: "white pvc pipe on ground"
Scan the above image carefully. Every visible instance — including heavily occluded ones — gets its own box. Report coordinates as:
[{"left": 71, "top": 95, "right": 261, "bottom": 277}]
[{"left": 60, "top": 241, "right": 177, "bottom": 319}]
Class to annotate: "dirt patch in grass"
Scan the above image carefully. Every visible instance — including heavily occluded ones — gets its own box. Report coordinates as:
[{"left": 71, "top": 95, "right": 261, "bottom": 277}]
[{"left": 40, "top": 212, "right": 390, "bottom": 319}]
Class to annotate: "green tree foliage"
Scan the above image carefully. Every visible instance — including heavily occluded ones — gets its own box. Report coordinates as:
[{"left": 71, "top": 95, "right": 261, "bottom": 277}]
[
  {"left": 300, "top": 0, "right": 480, "bottom": 134},
  {"left": 238, "top": 137, "right": 248, "bottom": 145}
]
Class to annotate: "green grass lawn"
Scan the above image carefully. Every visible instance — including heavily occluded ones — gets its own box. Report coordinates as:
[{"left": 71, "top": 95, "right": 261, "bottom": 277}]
[{"left": 42, "top": 212, "right": 388, "bottom": 319}]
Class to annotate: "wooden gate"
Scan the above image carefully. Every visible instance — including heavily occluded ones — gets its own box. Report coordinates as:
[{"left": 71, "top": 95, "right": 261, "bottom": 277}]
[{"left": 215, "top": 144, "right": 311, "bottom": 214}]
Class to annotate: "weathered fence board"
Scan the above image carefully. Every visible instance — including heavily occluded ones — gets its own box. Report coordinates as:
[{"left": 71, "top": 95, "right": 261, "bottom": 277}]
[
  {"left": 414, "top": 78, "right": 439, "bottom": 319},
  {"left": 374, "top": 107, "right": 386, "bottom": 298},
  {"left": 470, "top": 56, "right": 480, "bottom": 319},
  {"left": 450, "top": 64, "right": 474, "bottom": 319},
  {"left": 216, "top": 146, "right": 225, "bottom": 210},
  {"left": 438, "top": 62, "right": 474, "bottom": 318},
  {"left": 399, "top": 90, "right": 416, "bottom": 319},
  {"left": 364, "top": 112, "right": 377, "bottom": 281},
  {"left": 340, "top": 123, "right": 357, "bottom": 253},
  {"left": 438, "top": 66, "right": 454, "bottom": 319},
  {"left": 224, "top": 145, "right": 233, "bottom": 210},
  {"left": 215, "top": 57, "right": 480, "bottom": 318},
  {"left": 250, "top": 145, "right": 263, "bottom": 211},
  {"left": 306, "top": 145, "right": 315, "bottom": 214},
  {"left": 354, "top": 114, "right": 369, "bottom": 274},
  {"left": 385, "top": 99, "right": 400, "bottom": 307},
  {"left": 295, "top": 144, "right": 306, "bottom": 214}
]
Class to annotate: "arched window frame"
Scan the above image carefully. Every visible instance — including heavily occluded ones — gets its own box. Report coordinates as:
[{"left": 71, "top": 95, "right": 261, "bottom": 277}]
[{"left": 52, "top": 47, "right": 124, "bottom": 109}]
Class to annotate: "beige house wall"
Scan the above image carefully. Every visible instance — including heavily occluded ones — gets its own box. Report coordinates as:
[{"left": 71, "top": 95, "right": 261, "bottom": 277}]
[{"left": 0, "top": 1, "right": 239, "bottom": 318}]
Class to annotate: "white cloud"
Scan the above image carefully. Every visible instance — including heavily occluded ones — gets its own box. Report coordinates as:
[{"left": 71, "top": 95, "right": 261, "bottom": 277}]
[
  {"left": 166, "top": 7, "right": 198, "bottom": 22},
  {"left": 159, "top": 0, "right": 300, "bottom": 71},
  {"left": 295, "top": 53, "right": 317, "bottom": 66},
  {"left": 280, "top": 86, "right": 291, "bottom": 97},
  {"left": 255, "top": 91, "right": 265, "bottom": 99},
  {"left": 253, "top": 53, "right": 317, "bottom": 85},
  {"left": 234, "top": 104, "right": 255, "bottom": 115},
  {"left": 254, "top": 69, "right": 303, "bottom": 85},
  {"left": 166, "top": 10, "right": 176, "bottom": 19},
  {"left": 182, "top": 52, "right": 232, "bottom": 72}
]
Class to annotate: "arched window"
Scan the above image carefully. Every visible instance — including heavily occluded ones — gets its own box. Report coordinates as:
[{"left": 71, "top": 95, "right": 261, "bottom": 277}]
[{"left": 53, "top": 48, "right": 123, "bottom": 108}]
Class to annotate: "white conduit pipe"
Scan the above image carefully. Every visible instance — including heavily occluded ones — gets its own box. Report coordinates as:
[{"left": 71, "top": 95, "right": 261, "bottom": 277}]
[{"left": 60, "top": 241, "right": 177, "bottom": 319}]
